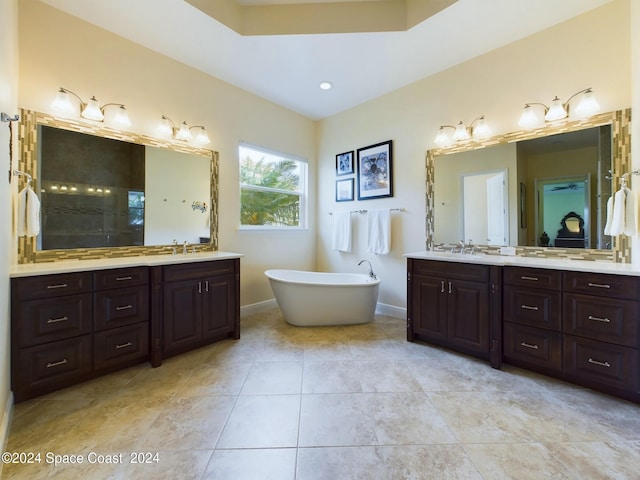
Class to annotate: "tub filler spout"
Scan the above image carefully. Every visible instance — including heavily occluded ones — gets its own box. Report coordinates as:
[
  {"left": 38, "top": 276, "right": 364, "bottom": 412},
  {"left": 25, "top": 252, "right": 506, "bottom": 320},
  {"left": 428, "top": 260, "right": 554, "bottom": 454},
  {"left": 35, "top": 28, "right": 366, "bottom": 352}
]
[{"left": 358, "top": 260, "right": 377, "bottom": 280}]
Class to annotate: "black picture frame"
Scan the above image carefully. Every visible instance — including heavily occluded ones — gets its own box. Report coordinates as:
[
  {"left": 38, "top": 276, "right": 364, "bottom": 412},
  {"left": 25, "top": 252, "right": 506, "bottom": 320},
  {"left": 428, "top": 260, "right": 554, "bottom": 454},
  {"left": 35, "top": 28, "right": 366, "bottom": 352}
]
[
  {"left": 357, "top": 140, "right": 393, "bottom": 200},
  {"left": 336, "top": 151, "right": 354, "bottom": 176},
  {"left": 336, "top": 178, "right": 354, "bottom": 202}
]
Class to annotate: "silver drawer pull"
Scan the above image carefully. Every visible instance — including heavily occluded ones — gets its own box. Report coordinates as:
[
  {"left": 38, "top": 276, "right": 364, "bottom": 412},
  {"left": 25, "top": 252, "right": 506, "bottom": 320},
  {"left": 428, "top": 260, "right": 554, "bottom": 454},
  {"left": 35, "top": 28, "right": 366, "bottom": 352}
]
[
  {"left": 588, "top": 315, "right": 611, "bottom": 323},
  {"left": 46, "top": 283, "right": 68, "bottom": 289},
  {"left": 46, "top": 358, "right": 68, "bottom": 368},
  {"left": 521, "top": 305, "right": 539, "bottom": 311},
  {"left": 440, "top": 281, "right": 445, "bottom": 293},
  {"left": 115, "top": 276, "right": 133, "bottom": 281},
  {"left": 115, "top": 342, "right": 133, "bottom": 350},
  {"left": 587, "top": 282, "right": 611, "bottom": 289},
  {"left": 116, "top": 304, "right": 133, "bottom": 311},
  {"left": 588, "top": 358, "right": 611, "bottom": 368},
  {"left": 520, "top": 342, "right": 539, "bottom": 350},
  {"left": 521, "top": 276, "right": 539, "bottom": 281},
  {"left": 47, "top": 316, "right": 68, "bottom": 324}
]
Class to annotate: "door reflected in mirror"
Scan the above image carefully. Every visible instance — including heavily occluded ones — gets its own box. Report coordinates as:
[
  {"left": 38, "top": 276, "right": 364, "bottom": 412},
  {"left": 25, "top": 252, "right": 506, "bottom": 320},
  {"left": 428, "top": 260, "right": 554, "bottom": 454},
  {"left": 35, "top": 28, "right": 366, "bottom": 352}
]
[{"left": 433, "top": 124, "right": 612, "bottom": 250}]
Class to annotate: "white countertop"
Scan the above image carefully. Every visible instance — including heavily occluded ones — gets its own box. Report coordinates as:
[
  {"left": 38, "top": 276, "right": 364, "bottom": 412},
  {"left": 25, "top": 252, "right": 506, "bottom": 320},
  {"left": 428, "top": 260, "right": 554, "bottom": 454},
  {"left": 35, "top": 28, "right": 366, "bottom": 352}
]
[
  {"left": 404, "top": 251, "right": 640, "bottom": 276},
  {"left": 10, "top": 251, "right": 244, "bottom": 278}
]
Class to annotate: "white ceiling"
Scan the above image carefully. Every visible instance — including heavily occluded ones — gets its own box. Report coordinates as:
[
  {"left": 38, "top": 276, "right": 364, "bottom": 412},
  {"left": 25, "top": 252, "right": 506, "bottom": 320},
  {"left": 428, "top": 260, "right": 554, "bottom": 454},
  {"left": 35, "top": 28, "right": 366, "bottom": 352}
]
[{"left": 40, "top": 0, "right": 612, "bottom": 120}]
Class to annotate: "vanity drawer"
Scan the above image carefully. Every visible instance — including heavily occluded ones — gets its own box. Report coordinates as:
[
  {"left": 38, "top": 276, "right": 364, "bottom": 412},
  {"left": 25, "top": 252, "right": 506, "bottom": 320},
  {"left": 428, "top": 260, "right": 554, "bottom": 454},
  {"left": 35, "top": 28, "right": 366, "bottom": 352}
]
[
  {"left": 503, "top": 267, "right": 561, "bottom": 290},
  {"left": 12, "top": 272, "right": 92, "bottom": 300},
  {"left": 15, "top": 336, "right": 92, "bottom": 395},
  {"left": 563, "top": 293, "right": 638, "bottom": 347},
  {"left": 163, "top": 259, "right": 237, "bottom": 283},
  {"left": 16, "top": 293, "right": 92, "bottom": 347},
  {"left": 503, "top": 322, "right": 562, "bottom": 372},
  {"left": 94, "top": 267, "right": 148, "bottom": 290},
  {"left": 94, "top": 323, "right": 149, "bottom": 370},
  {"left": 563, "top": 335, "right": 638, "bottom": 392},
  {"left": 94, "top": 286, "right": 149, "bottom": 331},
  {"left": 563, "top": 271, "right": 640, "bottom": 300},
  {"left": 503, "top": 286, "right": 561, "bottom": 331},
  {"left": 410, "top": 259, "right": 489, "bottom": 283}
]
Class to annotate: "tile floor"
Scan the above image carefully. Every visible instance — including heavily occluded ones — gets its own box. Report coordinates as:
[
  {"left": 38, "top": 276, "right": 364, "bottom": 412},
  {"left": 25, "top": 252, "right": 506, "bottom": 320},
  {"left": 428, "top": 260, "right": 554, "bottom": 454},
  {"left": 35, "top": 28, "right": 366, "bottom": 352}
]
[{"left": 3, "top": 308, "right": 640, "bottom": 479}]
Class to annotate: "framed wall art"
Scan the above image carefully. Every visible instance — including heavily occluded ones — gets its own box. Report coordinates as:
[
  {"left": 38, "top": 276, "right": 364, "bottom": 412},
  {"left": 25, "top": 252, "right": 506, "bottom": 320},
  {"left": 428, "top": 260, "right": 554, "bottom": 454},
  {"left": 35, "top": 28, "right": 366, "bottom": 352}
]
[
  {"left": 357, "top": 140, "right": 393, "bottom": 200},
  {"left": 336, "top": 150, "right": 354, "bottom": 176},
  {"left": 336, "top": 178, "right": 354, "bottom": 202}
]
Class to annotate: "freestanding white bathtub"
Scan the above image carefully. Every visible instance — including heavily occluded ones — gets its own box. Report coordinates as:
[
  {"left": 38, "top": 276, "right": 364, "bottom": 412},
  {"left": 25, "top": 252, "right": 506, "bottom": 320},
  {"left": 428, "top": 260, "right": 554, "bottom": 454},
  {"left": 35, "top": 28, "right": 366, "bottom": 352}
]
[{"left": 265, "top": 269, "right": 380, "bottom": 326}]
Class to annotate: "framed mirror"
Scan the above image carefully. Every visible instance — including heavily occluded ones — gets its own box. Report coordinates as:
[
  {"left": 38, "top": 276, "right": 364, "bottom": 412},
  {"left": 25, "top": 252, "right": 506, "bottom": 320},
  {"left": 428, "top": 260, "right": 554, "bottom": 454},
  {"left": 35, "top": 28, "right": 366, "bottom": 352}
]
[
  {"left": 426, "top": 108, "right": 631, "bottom": 263},
  {"left": 17, "top": 109, "right": 219, "bottom": 264}
]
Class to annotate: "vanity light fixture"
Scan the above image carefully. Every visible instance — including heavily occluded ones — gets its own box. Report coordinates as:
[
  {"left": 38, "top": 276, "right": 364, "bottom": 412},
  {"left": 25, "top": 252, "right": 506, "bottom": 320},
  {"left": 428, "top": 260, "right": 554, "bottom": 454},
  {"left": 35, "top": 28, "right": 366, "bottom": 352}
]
[
  {"left": 434, "top": 116, "right": 490, "bottom": 147},
  {"left": 319, "top": 81, "right": 333, "bottom": 90},
  {"left": 518, "top": 88, "right": 599, "bottom": 129},
  {"left": 159, "top": 115, "right": 211, "bottom": 145},
  {"left": 51, "top": 87, "right": 132, "bottom": 127}
]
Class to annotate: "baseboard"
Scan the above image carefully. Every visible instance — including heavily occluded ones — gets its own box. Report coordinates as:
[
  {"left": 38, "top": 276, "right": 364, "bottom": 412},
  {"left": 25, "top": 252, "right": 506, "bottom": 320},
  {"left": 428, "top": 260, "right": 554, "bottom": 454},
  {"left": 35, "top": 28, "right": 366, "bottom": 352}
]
[
  {"left": 0, "top": 391, "right": 14, "bottom": 478},
  {"left": 242, "top": 298, "right": 405, "bottom": 320},
  {"left": 375, "top": 302, "right": 406, "bottom": 319},
  {"left": 240, "top": 298, "right": 278, "bottom": 318}
]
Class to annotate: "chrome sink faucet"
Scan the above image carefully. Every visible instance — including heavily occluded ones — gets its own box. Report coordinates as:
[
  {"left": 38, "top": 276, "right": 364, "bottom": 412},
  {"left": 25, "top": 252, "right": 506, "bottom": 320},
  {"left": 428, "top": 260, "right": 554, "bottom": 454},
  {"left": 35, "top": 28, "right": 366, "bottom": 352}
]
[
  {"left": 358, "top": 260, "right": 377, "bottom": 280},
  {"left": 183, "top": 240, "right": 188, "bottom": 255}
]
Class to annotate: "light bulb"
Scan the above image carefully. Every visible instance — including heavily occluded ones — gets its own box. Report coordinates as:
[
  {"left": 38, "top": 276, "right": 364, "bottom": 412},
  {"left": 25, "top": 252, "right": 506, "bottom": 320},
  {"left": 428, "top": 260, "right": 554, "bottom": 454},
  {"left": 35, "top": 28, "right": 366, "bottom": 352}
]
[
  {"left": 574, "top": 89, "right": 600, "bottom": 118},
  {"left": 81, "top": 96, "right": 104, "bottom": 121},
  {"left": 51, "top": 89, "right": 75, "bottom": 116},
  {"left": 544, "top": 96, "right": 567, "bottom": 122},
  {"left": 518, "top": 105, "right": 540, "bottom": 130}
]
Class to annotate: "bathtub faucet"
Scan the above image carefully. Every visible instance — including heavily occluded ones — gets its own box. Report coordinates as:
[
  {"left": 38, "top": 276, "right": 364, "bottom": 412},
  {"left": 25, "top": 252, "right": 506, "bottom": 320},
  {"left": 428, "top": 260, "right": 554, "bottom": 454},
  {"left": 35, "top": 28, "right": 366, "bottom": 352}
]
[{"left": 358, "top": 260, "right": 377, "bottom": 280}]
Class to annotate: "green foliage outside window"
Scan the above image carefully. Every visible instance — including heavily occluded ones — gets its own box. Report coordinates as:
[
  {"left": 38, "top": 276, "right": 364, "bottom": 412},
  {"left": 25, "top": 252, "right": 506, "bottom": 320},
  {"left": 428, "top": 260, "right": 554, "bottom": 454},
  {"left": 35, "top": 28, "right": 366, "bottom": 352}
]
[{"left": 239, "top": 145, "right": 305, "bottom": 227}]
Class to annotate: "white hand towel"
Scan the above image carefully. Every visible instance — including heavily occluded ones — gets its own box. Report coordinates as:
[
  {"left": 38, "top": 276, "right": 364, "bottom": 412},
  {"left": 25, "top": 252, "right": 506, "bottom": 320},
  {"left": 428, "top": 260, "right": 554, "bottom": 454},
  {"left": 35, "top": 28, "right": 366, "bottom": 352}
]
[
  {"left": 624, "top": 187, "right": 638, "bottom": 236},
  {"left": 367, "top": 209, "right": 390, "bottom": 255},
  {"left": 603, "top": 195, "right": 614, "bottom": 235},
  {"left": 17, "top": 186, "right": 41, "bottom": 237},
  {"left": 331, "top": 211, "right": 352, "bottom": 252},
  {"left": 609, "top": 188, "right": 627, "bottom": 236}
]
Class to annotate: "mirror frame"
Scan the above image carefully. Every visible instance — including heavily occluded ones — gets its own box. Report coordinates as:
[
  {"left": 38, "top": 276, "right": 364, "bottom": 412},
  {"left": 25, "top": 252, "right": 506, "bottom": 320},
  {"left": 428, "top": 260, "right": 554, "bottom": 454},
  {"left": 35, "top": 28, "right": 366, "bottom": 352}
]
[
  {"left": 17, "top": 108, "right": 219, "bottom": 264},
  {"left": 426, "top": 108, "right": 632, "bottom": 263}
]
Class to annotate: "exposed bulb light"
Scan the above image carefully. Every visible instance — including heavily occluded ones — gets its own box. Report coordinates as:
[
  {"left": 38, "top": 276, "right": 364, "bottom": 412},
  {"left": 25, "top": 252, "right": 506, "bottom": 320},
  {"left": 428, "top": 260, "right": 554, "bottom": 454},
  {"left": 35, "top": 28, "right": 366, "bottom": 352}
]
[{"left": 319, "top": 81, "right": 333, "bottom": 90}]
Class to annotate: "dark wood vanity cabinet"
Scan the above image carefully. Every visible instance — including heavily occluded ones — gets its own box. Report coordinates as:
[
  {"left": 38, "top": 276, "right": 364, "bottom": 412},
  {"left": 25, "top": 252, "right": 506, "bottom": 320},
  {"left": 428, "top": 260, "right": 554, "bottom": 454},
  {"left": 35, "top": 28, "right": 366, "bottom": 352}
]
[
  {"left": 12, "top": 257, "right": 241, "bottom": 402},
  {"left": 562, "top": 271, "right": 639, "bottom": 400},
  {"left": 12, "top": 271, "right": 97, "bottom": 402},
  {"left": 93, "top": 267, "right": 150, "bottom": 372},
  {"left": 161, "top": 259, "right": 240, "bottom": 358},
  {"left": 503, "top": 267, "right": 563, "bottom": 374},
  {"left": 407, "top": 259, "right": 497, "bottom": 362}
]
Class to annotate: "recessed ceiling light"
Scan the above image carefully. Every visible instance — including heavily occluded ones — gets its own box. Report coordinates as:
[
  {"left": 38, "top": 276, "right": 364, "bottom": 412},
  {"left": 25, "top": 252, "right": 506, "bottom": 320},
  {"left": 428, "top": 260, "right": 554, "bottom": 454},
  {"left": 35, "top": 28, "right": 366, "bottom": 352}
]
[{"left": 319, "top": 81, "right": 333, "bottom": 90}]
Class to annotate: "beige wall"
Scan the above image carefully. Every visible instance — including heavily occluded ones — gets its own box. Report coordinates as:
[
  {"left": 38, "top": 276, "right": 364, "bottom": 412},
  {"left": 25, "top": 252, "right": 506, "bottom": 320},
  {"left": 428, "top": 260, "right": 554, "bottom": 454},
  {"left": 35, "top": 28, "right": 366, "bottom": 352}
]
[
  {"left": 0, "top": 0, "right": 18, "bottom": 459},
  {"left": 317, "top": 0, "right": 632, "bottom": 312},
  {"left": 17, "top": 0, "right": 318, "bottom": 308}
]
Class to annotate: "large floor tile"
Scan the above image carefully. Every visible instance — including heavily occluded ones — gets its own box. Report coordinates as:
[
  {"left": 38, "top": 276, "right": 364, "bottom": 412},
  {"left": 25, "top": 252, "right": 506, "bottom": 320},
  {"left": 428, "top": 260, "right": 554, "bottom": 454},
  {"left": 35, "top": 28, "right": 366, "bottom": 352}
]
[{"left": 216, "top": 395, "right": 300, "bottom": 448}]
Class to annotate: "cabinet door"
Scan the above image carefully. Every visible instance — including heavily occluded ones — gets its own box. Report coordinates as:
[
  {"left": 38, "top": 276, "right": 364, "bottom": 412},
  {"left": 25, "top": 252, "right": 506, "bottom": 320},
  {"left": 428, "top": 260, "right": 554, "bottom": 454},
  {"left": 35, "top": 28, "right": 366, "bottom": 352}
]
[
  {"left": 202, "top": 274, "right": 236, "bottom": 340},
  {"left": 410, "top": 274, "right": 447, "bottom": 343},
  {"left": 162, "top": 279, "right": 202, "bottom": 354},
  {"left": 447, "top": 279, "right": 489, "bottom": 356}
]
